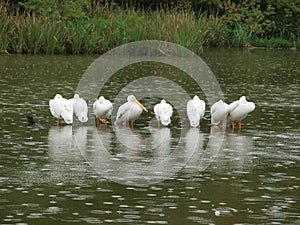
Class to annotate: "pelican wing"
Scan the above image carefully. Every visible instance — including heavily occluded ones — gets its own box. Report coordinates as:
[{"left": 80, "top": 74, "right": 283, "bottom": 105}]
[
  {"left": 116, "top": 102, "right": 131, "bottom": 122},
  {"left": 154, "top": 101, "right": 173, "bottom": 126},
  {"left": 93, "top": 101, "right": 98, "bottom": 114},
  {"left": 211, "top": 100, "right": 228, "bottom": 125},
  {"left": 229, "top": 98, "right": 255, "bottom": 120},
  {"left": 49, "top": 99, "right": 61, "bottom": 118},
  {"left": 187, "top": 100, "right": 200, "bottom": 127},
  {"left": 60, "top": 99, "right": 73, "bottom": 124},
  {"left": 94, "top": 99, "right": 113, "bottom": 119},
  {"left": 105, "top": 100, "right": 113, "bottom": 118},
  {"left": 153, "top": 103, "right": 161, "bottom": 120},
  {"left": 227, "top": 100, "right": 240, "bottom": 114},
  {"left": 160, "top": 103, "right": 173, "bottom": 126},
  {"left": 73, "top": 98, "right": 88, "bottom": 122},
  {"left": 197, "top": 100, "right": 206, "bottom": 118},
  {"left": 188, "top": 99, "right": 205, "bottom": 127}
]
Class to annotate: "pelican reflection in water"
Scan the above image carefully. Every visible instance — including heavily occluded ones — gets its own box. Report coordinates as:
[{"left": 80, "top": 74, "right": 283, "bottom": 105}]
[
  {"left": 150, "top": 127, "right": 171, "bottom": 158},
  {"left": 214, "top": 132, "right": 254, "bottom": 172},
  {"left": 184, "top": 128, "right": 205, "bottom": 170},
  {"left": 47, "top": 126, "right": 87, "bottom": 183}
]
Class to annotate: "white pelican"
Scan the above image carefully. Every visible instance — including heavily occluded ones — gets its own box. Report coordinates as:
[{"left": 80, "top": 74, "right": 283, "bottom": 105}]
[
  {"left": 115, "top": 95, "right": 148, "bottom": 128},
  {"left": 93, "top": 96, "right": 113, "bottom": 125},
  {"left": 210, "top": 99, "right": 240, "bottom": 126},
  {"left": 69, "top": 94, "right": 88, "bottom": 123},
  {"left": 187, "top": 95, "right": 205, "bottom": 127},
  {"left": 154, "top": 99, "right": 173, "bottom": 127},
  {"left": 49, "top": 94, "right": 73, "bottom": 125},
  {"left": 228, "top": 96, "right": 255, "bottom": 129}
]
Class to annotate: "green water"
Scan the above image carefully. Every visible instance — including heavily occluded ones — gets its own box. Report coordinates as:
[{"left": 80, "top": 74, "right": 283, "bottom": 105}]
[{"left": 0, "top": 49, "right": 299, "bottom": 224}]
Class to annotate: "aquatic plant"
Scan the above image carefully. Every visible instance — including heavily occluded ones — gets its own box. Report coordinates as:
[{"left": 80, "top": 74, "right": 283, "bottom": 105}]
[{"left": 0, "top": 0, "right": 299, "bottom": 54}]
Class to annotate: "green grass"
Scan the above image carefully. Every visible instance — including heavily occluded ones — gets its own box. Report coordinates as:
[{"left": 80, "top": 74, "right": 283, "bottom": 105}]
[
  {"left": 0, "top": 3, "right": 298, "bottom": 55},
  {"left": 251, "top": 37, "right": 299, "bottom": 49}
]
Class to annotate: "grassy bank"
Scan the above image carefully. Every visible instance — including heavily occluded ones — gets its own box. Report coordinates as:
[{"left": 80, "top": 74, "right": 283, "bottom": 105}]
[{"left": 0, "top": 2, "right": 299, "bottom": 55}]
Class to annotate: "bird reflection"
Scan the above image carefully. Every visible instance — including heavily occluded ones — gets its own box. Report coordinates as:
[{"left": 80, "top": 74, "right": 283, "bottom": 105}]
[
  {"left": 48, "top": 126, "right": 73, "bottom": 157},
  {"left": 80, "top": 124, "right": 192, "bottom": 187},
  {"left": 224, "top": 132, "right": 253, "bottom": 170},
  {"left": 94, "top": 125, "right": 113, "bottom": 151},
  {"left": 184, "top": 128, "right": 205, "bottom": 170},
  {"left": 72, "top": 126, "right": 88, "bottom": 151},
  {"left": 186, "top": 126, "right": 226, "bottom": 172},
  {"left": 114, "top": 124, "right": 143, "bottom": 151},
  {"left": 47, "top": 126, "right": 86, "bottom": 183},
  {"left": 150, "top": 127, "right": 171, "bottom": 158}
]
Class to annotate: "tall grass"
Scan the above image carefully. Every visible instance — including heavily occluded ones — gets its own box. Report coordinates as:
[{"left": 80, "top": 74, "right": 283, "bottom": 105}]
[{"left": 0, "top": 2, "right": 298, "bottom": 55}]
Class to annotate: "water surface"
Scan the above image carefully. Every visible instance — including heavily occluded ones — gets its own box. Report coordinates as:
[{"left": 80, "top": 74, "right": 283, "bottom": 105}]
[{"left": 0, "top": 49, "right": 299, "bottom": 224}]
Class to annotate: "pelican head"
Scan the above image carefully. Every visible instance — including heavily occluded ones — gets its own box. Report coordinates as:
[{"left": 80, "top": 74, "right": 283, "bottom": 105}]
[
  {"left": 98, "top": 96, "right": 105, "bottom": 103},
  {"left": 193, "top": 95, "right": 200, "bottom": 101},
  {"left": 128, "top": 95, "right": 148, "bottom": 112},
  {"left": 55, "top": 94, "right": 62, "bottom": 99},
  {"left": 240, "top": 96, "right": 246, "bottom": 102}
]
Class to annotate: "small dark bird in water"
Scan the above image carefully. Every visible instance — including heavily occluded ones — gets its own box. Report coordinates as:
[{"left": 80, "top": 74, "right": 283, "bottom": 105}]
[{"left": 26, "top": 115, "right": 36, "bottom": 125}]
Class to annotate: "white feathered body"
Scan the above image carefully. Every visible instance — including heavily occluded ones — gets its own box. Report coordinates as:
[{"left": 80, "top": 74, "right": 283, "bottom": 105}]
[
  {"left": 229, "top": 96, "right": 255, "bottom": 121},
  {"left": 116, "top": 95, "right": 147, "bottom": 124},
  {"left": 210, "top": 100, "right": 228, "bottom": 125},
  {"left": 49, "top": 94, "right": 73, "bottom": 124},
  {"left": 93, "top": 96, "right": 113, "bottom": 120},
  {"left": 187, "top": 95, "right": 206, "bottom": 127},
  {"left": 69, "top": 94, "right": 88, "bottom": 122},
  {"left": 154, "top": 99, "right": 173, "bottom": 126}
]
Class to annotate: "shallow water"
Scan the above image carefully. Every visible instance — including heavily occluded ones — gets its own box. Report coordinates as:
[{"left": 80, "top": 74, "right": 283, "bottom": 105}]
[{"left": 0, "top": 49, "right": 299, "bottom": 224}]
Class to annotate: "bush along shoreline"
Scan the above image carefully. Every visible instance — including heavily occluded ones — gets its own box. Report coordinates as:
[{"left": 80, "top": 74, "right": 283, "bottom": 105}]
[{"left": 0, "top": 0, "right": 299, "bottom": 55}]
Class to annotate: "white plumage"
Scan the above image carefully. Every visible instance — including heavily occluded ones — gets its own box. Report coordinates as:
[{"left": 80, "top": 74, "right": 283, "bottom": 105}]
[
  {"left": 115, "top": 95, "right": 148, "bottom": 127},
  {"left": 154, "top": 99, "right": 173, "bottom": 127},
  {"left": 49, "top": 94, "right": 73, "bottom": 125},
  {"left": 69, "top": 94, "right": 88, "bottom": 123},
  {"left": 187, "top": 95, "right": 206, "bottom": 127},
  {"left": 210, "top": 99, "right": 240, "bottom": 126},
  {"left": 93, "top": 96, "right": 113, "bottom": 125},
  {"left": 228, "top": 96, "right": 255, "bottom": 128}
]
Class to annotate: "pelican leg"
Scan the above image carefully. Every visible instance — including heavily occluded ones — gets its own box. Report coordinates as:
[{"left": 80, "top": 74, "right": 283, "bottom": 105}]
[
  {"left": 238, "top": 120, "right": 242, "bottom": 129},
  {"left": 222, "top": 120, "right": 225, "bottom": 128},
  {"left": 157, "top": 120, "right": 160, "bottom": 128},
  {"left": 104, "top": 117, "right": 109, "bottom": 124},
  {"left": 56, "top": 118, "right": 60, "bottom": 126},
  {"left": 130, "top": 120, "right": 134, "bottom": 128},
  {"left": 96, "top": 117, "right": 101, "bottom": 126},
  {"left": 123, "top": 120, "right": 127, "bottom": 128},
  {"left": 231, "top": 120, "right": 235, "bottom": 129},
  {"left": 104, "top": 118, "right": 109, "bottom": 128}
]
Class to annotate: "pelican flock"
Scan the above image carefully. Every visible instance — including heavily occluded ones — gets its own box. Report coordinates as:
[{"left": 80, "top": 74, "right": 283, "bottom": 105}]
[
  {"left": 154, "top": 99, "right": 173, "bottom": 127},
  {"left": 49, "top": 93, "right": 255, "bottom": 130}
]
